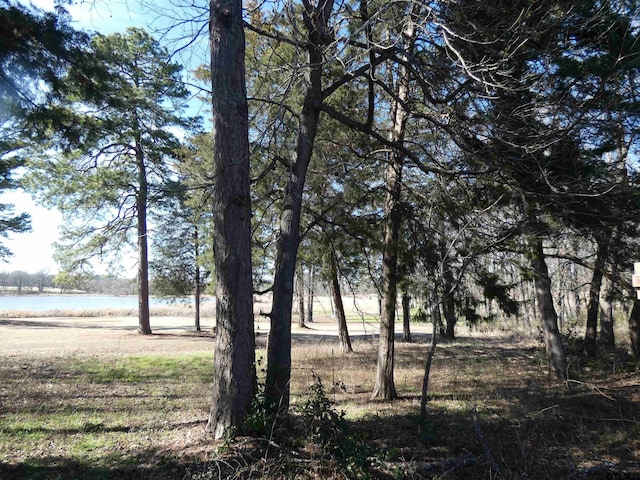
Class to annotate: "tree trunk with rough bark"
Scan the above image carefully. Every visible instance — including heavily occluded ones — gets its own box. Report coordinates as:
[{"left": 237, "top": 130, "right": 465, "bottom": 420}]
[
  {"left": 296, "top": 267, "right": 306, "bottom": 328},
  {"left": 442, "top": 267, "right": 456, "bottom": 339},
  {"left": 402, "top": 292, "right": 412, "bottom": 342},
  {"left": 420, "top": 310, "right": 438, "bottom": 420},
  {"left": 194, "top": 226, "right": 201, "bottom": 332},
  {"left": 307, "top": 266, "right": 315, "bottom": 323},
  {"left": 529, "top": 236, "right": 567, "bottom": 380},
  {"left": 194, "top": 273, "right": 201, "bottom": 332},
  {"left": 135, "top": 127, "right": 151, "bottom": 335},
  {"left": 599, "top": 277, "right": 616, "bottom": 348},
  {"left": 207, "top": 0, "right": 256, "bottom": 439},
  {"left": 265, "top": 0, "right": 334, "bottom": 412},
  {"left": 629, "top": 298, "right": 640, "bottom": 358},
  {"left": 329, "top": 250, "right": 352, "bottom": 353},
  {"left": 372, "top": 148, "right": 403, "bottom": 400},
  {"left": 371, "top": 9, "right": 415, "bottom": 401},
  {"left": 584, "top": 236, "right": 609, "bottom": 357}
]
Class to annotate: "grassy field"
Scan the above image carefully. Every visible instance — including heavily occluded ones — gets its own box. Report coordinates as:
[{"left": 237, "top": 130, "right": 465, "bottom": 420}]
[{"left": 1, "top": 317, "right": 639, "bottom": 480}]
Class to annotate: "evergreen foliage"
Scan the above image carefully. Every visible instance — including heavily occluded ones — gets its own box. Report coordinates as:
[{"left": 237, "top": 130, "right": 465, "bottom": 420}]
[{"left": 0, "top": 0, "right": 89, "bottom": 260}]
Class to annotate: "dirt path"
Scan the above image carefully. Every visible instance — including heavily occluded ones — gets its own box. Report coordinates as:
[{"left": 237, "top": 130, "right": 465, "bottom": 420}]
[
  {"left": 0, "top": 312, "right": 399, "bottom": 357},
  {"left": 0, "top": 293, "right": 441, "bottom": 356},
  {"left": 0, "top": 316, "right": 216, "bottom": 356}
]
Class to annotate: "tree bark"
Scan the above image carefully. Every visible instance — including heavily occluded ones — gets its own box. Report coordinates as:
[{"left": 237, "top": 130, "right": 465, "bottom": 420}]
[
  {"left": 420, "top": 308, "right": 438, "bottom": 420},
  {"left": 329, "top": 250, "right": 352, "bottom": 353},
  {"left": 402, "top": 292, "right": 412, "bottom": 342},
  {"left": 296, "top": 267, "right": 306, "bottom": 328},
  {"left": 584, "top": 236, "right": 609, "bottom": 357},
  {"left": 307, "top": 265, "right": 315, "bottom": 323},
  {"left": 194, "top": 226, "right": 201, "bottom": 332},
  {"left": 371, "top": 7, "right": 416, "bottom": 401},
  {"left": 529, "top": 236, "right": 567, "bottom": 380},
  {"left": 598, "top": 119, "right": 627, "bottom": 351},
  {"left": 599, "top": 276, "right": 616, "bottom": 348},
  {"left": 135, "top": 125, "right": 151, "bottom": 335},
  {"left": 265, "top": 0, "right": 334, "bottom": 411},
  {"left": 207, "top": 0, "right": 256, "bottom": 439},
  {"left": 629, "top": 298, "right": 640, "bottom": 358},
  {"left": 442, "top": 267, "right": 456, "bottom": 339},
  {"left": 371, "top": 147, "right": 403, "bottom": 401},
  {"left": 329, "top": 284, "right": 335, "bottom": 317}
]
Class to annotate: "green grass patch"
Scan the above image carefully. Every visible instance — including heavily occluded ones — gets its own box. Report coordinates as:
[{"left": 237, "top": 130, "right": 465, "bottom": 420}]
[
  {"left": 0, "top": 351, "right": 214, "bottom": 478},
  {"left": 66, "top": 352, "right": 213, "bottom": 383}
]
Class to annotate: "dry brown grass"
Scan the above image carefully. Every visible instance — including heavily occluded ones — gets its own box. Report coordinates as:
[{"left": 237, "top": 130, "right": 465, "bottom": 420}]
[
  {"left": 252, "top": 331, "right": 640, "bottom": 480},
  {"left": 1, "top": 320, "right": 639, "bottom": 479}
]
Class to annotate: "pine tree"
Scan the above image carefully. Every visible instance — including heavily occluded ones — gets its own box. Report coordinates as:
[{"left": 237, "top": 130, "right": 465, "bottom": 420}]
[{"left": 24, "top": 28, "right": 196, "bottom": 335}]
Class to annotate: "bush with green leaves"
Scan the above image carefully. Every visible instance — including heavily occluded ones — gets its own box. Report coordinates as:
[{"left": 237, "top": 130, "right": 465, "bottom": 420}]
[{"left": 298, "top": 373, "right": 372, "bottom": 479}]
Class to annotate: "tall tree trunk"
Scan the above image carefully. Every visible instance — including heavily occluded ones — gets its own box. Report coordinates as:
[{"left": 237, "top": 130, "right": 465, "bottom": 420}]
[
  {"left": 420, "top": 307, "right": 438, "bottom": 421},
  {"left": 600, "top": 274, "right": 616, "bottom": 348},
  {"left": 629, "top": 298, "right": 640, "bottom": 359},
  {"left": 584, "top": 236, "right": 609, "bottom": 357},
  {"left": 264, "top": 57, "right": 315, "bottom": 414},
  {"left": 601, "top": 118, "right": 632, "bottom": 349},
  {"left": 265, "top": 0, "right": 334, "bottom": 411},
  {"left": 435, "top": 301, "right": 445, "bottom": 337},
  {"left": 371, "top": 8, "right": 415, "bottom": 401},
  {"left": 194, "top": 225, "right": 201, "bottom": 332},
  {"left": 601, "top": 119, "right": 630, "bottom": 350},
  {"left": 328, "top": 284, "right": 335, "bottom": 317},
  {"left": 531, "top": 279, "right": 538, "bottom": 325},
  {"left": 329, "top": 250, "right": 352, "bottom": 353},
  {"left": 442, "top": 266, "right": 456, "bottom": 339},
  {"left": 372, "top": 144, "right": 404, "bottom": 401},
  {"left": 296, "top": 267, "right": 306, "bottom": 328},
  {"left": 207, "top": 0, "right": 256, "bottom": 439},
  {"left": 307, "top": 265, "right": 315, "bottom": 323},
  {"left": 135, "top": 127, "right": 151, "bottom": 335},
  {"left": 529, "top": 235, "right": 567, "bottom": 380},
  {"left": 194, "top": 278, "right": 201, "bottom": 332},
  {"left": 599, "top": 295, "right": 615, "bottom": 347},
  {"left": 402, "top": 292, "right": 412, "bottom": 343}
]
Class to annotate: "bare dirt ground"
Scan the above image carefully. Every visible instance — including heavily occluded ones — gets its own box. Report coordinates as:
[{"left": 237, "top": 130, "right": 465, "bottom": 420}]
[
  {"left": 0, "top": 296, "right": 409, "bottom": 356},
  {"left": 0, "top": 315, "right": 217, "bottom": 356}
]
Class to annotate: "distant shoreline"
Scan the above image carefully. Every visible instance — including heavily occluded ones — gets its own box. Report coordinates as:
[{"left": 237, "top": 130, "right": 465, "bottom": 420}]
[
  {"left": 0, "top": 292, "right": 119, "bottom": 296},
  {"left": 0, "top": 287, "right": 88, "bottom": 295},
  {"left": 0, "top": 293, "right": 215, "bottom": 317}
]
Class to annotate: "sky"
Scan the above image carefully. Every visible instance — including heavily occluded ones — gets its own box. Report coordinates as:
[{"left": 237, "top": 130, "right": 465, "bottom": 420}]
[
  {"left": 1, "top": 0, "right": 207, "bottom": 275},
  {"left": 2, "top": 0, "right": 143, "bottom": 275}
]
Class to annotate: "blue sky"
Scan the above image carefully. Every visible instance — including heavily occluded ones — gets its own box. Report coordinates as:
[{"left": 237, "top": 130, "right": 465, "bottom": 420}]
[{"left": 1, "top": 0, "right": 208, "bottom": 275}]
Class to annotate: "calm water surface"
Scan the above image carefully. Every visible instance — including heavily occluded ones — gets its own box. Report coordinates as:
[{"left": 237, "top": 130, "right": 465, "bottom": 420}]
[{"left": 0, "top": 295, "right": 179, "bottom": 312}]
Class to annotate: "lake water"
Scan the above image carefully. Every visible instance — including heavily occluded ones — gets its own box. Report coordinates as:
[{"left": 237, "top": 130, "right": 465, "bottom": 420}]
[{"left": 0, "top": 295, "right": 182, "bottom": 312}]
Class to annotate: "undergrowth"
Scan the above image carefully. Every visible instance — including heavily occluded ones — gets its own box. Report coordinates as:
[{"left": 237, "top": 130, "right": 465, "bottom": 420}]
[
  {"left": 2, "top": 331, "right": 639, "bottom": 480},
  {"left": 202, "top": 372, "right": 377, "bottom": 480}
]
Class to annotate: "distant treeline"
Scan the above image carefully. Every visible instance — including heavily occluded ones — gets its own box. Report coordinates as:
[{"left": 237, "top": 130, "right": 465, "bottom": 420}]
[{"left": 0, "top": 271, "right": 136, "bottom": 295}]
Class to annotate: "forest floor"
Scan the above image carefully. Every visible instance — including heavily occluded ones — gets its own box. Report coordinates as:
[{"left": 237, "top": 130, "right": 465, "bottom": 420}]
[{"left": 1, "top": 298, "right": 639, "bottom": 479}]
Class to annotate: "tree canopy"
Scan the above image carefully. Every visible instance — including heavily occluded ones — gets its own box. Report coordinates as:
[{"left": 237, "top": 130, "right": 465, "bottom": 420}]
[
  {"left": 23, "top": 27, "right": 198, "bottom": 333},
  {"left": 4, "top": 0, "right": 640, "bottom": 440},
  {"left": 0, "top": 0, "right": 89, "bottom": 261}
]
